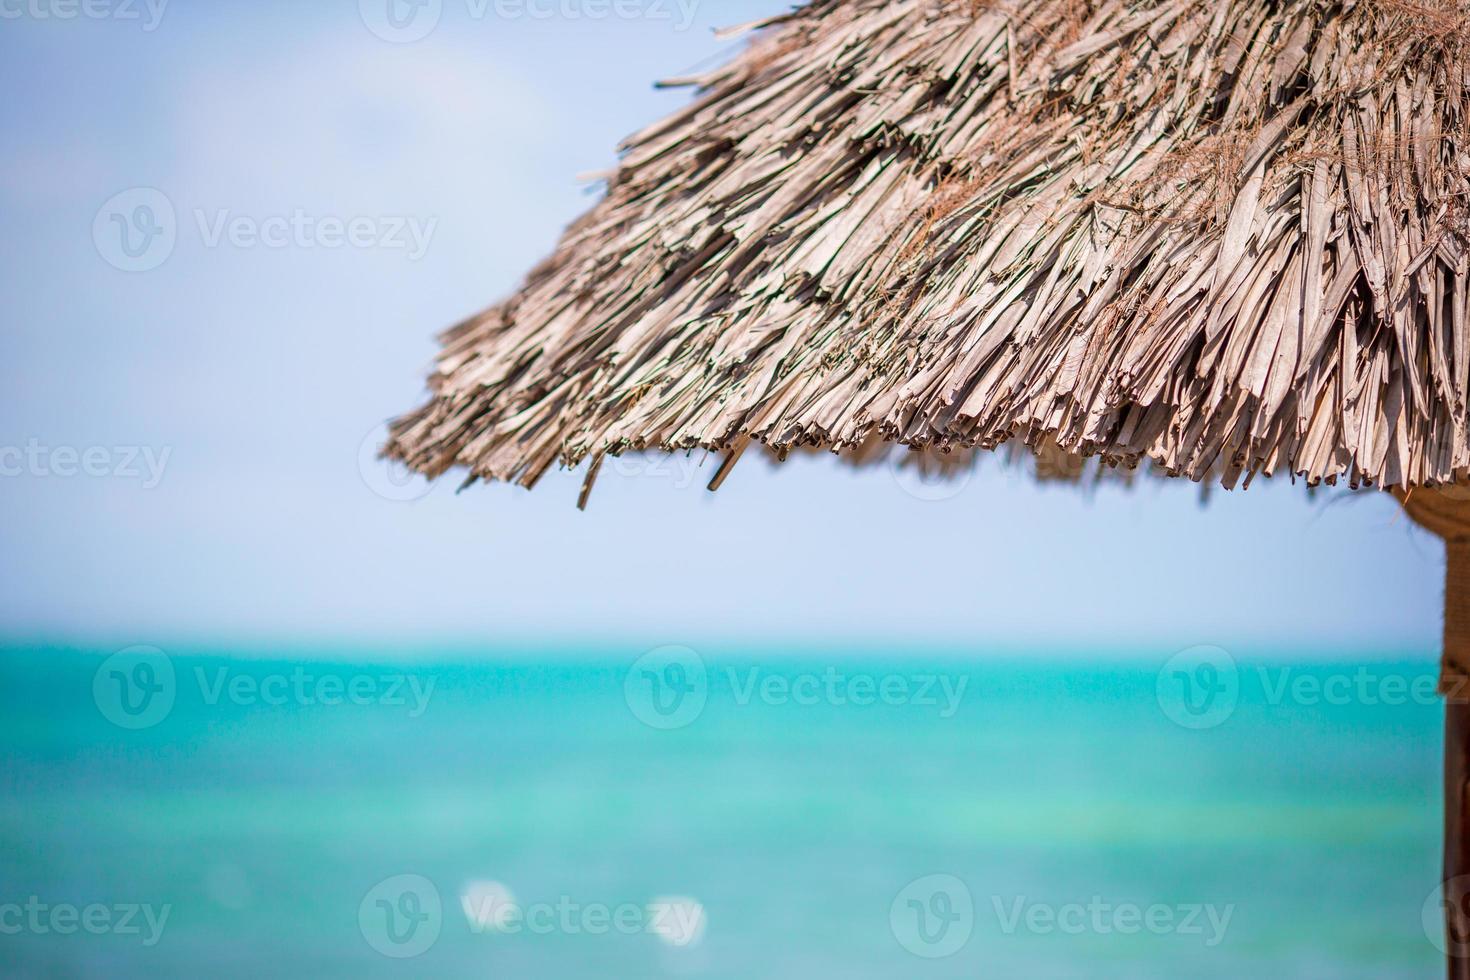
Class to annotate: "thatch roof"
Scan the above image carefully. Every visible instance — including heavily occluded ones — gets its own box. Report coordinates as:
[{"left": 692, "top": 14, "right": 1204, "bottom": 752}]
[{"left": 386, "top": 0, "right": 1470, "bottom": 502}]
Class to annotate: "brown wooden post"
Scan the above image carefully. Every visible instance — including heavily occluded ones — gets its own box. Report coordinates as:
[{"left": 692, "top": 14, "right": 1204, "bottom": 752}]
[
  {"left": 1398, "top": 490, "right": 1470, "bottom": 978},
  {"left": 1448, "top": 683, "right": 1470, "bottom": 980}
]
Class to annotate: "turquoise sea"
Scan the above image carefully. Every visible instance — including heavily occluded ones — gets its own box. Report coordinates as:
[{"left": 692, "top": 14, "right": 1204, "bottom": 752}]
[{"left": 0, "top": 646, "right": 1444, "bottom": 978}]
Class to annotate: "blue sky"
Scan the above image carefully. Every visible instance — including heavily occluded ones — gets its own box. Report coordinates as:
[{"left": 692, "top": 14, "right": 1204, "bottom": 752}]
[{"left": 0, "top": 0, "right": 1446, "bottom": 656}]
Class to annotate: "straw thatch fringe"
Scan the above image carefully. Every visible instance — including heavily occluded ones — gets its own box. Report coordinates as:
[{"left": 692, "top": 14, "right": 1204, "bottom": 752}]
[{"left": 386, "top": 0, "right": 1470, "bottom": 500}]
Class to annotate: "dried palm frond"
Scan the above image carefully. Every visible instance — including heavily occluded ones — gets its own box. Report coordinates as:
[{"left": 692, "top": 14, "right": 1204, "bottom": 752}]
[{"left": 386, "top": 0, "right": 1470, "bottom": 504}]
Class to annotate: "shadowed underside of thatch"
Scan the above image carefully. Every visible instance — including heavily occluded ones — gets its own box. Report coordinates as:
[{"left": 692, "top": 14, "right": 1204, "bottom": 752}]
[{"left": 387, "top": 0, "right": 1470, "bottom": 500}]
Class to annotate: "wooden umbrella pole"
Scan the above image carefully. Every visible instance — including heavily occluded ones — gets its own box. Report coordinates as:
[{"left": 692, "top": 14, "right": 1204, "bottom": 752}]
[
  {"left": 1398, "top": 490, "right": 1470, "bottom": 977},
  {"left": 1450, "top": 681, "right": 1470, "bottom": 979},
  {"left": 1446, "top": 538, "right": 1470, "bottom": 980}
]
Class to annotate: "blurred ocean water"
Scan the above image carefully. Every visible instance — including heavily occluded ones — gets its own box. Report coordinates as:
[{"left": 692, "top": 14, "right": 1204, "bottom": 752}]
[{"left": 0, "top": 646, "right": 1443, "bottom": 978}]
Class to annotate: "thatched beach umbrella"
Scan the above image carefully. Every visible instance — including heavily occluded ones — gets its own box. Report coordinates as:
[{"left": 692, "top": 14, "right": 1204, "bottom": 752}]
[{"left": 385, "top": 0, "right": 1470, "bottom": 967}]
